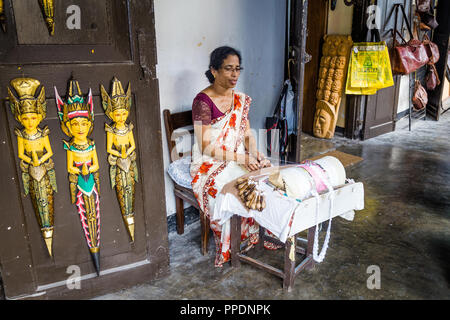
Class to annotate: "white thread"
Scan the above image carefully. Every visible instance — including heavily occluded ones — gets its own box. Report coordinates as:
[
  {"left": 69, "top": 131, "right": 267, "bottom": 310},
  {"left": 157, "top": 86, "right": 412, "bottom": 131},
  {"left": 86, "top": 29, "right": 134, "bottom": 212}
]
[{"left": 310, "top": 166, "right": 335, "bottom": 263}]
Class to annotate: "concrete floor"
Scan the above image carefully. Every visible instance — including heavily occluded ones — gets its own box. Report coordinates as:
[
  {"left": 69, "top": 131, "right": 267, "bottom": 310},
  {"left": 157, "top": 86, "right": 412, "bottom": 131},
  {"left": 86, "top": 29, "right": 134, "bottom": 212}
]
[{"left": 94, "top": 112, "right": 450, "bottom": 300}]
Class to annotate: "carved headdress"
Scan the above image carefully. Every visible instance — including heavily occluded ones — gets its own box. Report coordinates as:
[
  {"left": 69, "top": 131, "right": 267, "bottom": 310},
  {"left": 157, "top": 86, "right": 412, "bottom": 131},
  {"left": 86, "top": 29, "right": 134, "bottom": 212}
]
[
  {"left": 8, "top": 78, "right": 47, "bottom": 121},
  {"left": 100, "top": 77, "right": 132, "bottom": 120},
  {"left": 55, "top": 78, "right": 94, "bottom": 137}
]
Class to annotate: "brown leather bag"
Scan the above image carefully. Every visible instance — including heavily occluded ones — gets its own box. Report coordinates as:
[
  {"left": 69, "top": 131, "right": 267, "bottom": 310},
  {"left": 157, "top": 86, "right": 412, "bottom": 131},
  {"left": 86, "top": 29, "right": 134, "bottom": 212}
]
[
  {"left": 426, "top": 63, "right": 441, "bottom": 90},
  {"left": 417, "top": 0, "right": 431, "bottom": 13},
  {"left": 412, "top": 80, "right": 428, "bottom": 110},
  {"left": 391, "top": 4, "right": 429, "bottom": 75},
  {"left": 423, "top": 34, "right": 440, "bottom": 64}
]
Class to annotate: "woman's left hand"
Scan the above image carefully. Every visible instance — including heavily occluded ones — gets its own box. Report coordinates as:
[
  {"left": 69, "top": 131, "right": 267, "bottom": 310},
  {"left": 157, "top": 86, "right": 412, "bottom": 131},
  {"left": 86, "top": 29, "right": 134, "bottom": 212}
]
[{"left": 256, "top": 151, "right": 271, "bottom": 168}]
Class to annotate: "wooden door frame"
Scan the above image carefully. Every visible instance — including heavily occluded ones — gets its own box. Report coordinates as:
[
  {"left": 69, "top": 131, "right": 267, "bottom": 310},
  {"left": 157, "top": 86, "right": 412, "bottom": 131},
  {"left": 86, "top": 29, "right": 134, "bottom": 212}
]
[
  {"left": 0, "top": 0, "right": 169, "bottom": 300},
  {"left": 301, "top": 0, "right": 329, "bottom": 135},
  {"left": 427, "top": 0, "right": 450, "bottom": 121},
  {"left": 345, "top": 0, "right": 406, "bottom": 140},
  {"left": 287, "top": 0, "right": 310, "bottom": 162}
]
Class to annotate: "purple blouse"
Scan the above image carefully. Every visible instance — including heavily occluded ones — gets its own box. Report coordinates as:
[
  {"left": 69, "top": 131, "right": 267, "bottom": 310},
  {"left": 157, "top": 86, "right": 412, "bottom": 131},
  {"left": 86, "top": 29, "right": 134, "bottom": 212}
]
[{"left": 192, "top": 92, "right": 224, "bottom": 125}]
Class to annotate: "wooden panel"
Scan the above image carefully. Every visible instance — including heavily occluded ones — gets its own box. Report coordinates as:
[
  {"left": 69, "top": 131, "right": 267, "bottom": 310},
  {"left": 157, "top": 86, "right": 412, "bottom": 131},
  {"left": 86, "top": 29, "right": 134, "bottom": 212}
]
[
  {"left": 0, "top": 0, "right": 132, "bottom": 64},
  {"left": 350, "top": 0, "right": 410, "bottom": 140},
  {"left": 0, "top": 0, "right": 169, "bottom": 299},
  {"left": 302, "top": 0, "right": 328, "bottom": 135},
  {"left": 4, "top": 94, "right": 147, "bottom": 283},
  {"left": 12, "top": 0, "right": 111, "bottom": 45},
  {"left": 427, "top": 0, "right": 450, "bottom": 121},
  {"left": 363, "top": 78, "right": 399, "bottom": 139}
]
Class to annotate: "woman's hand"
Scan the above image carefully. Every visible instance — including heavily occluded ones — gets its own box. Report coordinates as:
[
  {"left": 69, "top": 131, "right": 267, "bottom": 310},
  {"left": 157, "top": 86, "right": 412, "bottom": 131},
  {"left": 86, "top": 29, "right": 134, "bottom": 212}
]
[
  {"left": 245, "top": 154, "right": 260, "bottom": 172},
  {"left": 256, "top": 151, "right": 271, "bottom": 168}
]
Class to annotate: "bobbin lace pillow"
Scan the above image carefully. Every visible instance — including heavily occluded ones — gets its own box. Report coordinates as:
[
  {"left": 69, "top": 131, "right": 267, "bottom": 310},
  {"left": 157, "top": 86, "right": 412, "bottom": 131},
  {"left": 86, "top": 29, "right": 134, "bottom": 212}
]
[{"left": 167, "top": 156, "right": 193, "bottom": 189}]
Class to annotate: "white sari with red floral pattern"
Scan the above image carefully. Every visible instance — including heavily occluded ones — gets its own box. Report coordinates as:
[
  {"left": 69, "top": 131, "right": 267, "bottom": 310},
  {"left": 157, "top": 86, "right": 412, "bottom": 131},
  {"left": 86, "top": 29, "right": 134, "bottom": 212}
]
[{"left": 190, "top": 91, "right": 259, "bottom": 267}]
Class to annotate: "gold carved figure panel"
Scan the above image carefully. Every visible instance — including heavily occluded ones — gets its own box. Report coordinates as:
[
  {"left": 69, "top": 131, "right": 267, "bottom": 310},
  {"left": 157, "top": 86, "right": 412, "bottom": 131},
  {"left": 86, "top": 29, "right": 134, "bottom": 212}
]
[
  {"left": 38, "top": 0, "right": 55, "bottom": 36},
  {"left": 313, "top": 35, "right": 353, "bottom": 139},
  {"left": 0, "top": 0, "right": 6, "bottom": 33},
  {"left": 8, "top": 78, "right": 57, "bottom": 257},
  {"left": 100, "top": 77, "right": 138, "bottom": 242},
  {"left": 55, "top": 78, "right": 101, "bottom": 275}
]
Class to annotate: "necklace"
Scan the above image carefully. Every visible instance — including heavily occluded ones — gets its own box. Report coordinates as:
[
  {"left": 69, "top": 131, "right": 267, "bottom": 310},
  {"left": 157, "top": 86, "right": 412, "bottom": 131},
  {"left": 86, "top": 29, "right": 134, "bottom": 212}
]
[
  {"left": 70, "top": 140, "right": 92, "bottom": 151},
  {"left": 113, "top": 124, "right": 129, "bottom": 136},
  {"left": 22, "top": 128, "right": 42, "bottom": 141}
]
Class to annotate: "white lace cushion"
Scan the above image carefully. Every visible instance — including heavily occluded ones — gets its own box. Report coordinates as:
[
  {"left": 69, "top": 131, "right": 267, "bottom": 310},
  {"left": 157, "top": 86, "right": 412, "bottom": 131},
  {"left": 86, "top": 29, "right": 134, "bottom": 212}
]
[{"left": 167, "top": 156, "right": 193, "bottom": 189}]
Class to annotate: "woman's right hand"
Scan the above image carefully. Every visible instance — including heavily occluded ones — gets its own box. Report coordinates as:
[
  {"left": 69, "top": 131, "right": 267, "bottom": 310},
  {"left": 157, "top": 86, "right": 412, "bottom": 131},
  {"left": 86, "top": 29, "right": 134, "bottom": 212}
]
[{"left": 245, "top": 154, "right": 260, "bottom": 172}]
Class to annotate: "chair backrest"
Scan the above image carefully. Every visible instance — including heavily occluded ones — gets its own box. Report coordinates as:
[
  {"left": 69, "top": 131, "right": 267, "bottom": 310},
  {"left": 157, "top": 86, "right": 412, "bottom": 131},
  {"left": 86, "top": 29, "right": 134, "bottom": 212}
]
[{"left": 163, "top": 109, "right": 194, "bottom": 163}]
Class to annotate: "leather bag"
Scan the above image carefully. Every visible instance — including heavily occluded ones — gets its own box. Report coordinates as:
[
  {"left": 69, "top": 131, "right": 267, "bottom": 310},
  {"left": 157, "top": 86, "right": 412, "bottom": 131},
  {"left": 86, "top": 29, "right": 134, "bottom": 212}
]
[
  {"left": 391, "top": 4, "right": 429, "bottom": 75},
  {"left": 412, "top": 80, "right": 428, "bottom": 110},
  {"left": 265, "top": 82, "right": 288, "bottom": 159},
  {"left": 426, "top": 63, "right": 440, "bottom": 90},
  {"left": 422, "top": 34, "right": 440, "bottom": 65},
  {"left": 417, "top": 0, "right": 431, "bottom": 13},
  {"left": 418, "top": 10, "right": 439, "bottom": 29}
]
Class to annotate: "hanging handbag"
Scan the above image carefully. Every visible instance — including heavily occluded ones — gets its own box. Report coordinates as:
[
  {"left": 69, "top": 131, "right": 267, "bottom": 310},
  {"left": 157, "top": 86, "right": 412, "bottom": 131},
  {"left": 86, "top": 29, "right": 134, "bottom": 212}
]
[
  {"left": 391, "top": 4, "right": 429, "bottom": 75},
  {"left": 265, "top": 82, "right": 288, "bottom": 159},
  {"left": 417, "top": 0, "right": 431, "bottom": 13},
  {"left": 416, "top": 0, "right": 439, "bottom": 31},
  {"left": 425, "top": 63, "right": 440, "bottom": 90},
  {"left": 422, "top": 34, "right": 440, "bottom": 65},
  {"left": 417, "top": 10, "right": 439, "bottom": 30},
  {"left": 412, "top": 80, "right": 428, "bottom": 110}
]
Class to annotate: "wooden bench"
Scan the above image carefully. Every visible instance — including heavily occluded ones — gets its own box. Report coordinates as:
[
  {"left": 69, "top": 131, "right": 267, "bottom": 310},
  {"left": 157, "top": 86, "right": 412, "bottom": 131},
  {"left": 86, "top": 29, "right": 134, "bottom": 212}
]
[{"left": 163, "top": 109, "right": 210, "bottom": 255}]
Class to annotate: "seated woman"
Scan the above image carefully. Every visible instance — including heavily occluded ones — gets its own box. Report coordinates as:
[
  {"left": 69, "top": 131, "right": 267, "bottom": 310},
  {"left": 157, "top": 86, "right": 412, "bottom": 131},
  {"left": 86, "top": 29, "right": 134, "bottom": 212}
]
[{"left": 190, "top": 46, "right": 271, "bottom": 267}]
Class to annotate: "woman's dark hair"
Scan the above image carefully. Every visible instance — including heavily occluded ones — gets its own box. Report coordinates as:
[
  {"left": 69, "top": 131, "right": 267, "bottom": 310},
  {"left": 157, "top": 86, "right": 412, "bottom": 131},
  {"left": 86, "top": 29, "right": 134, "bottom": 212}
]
[{"left": 205, "top": 46, "right": 242, "bottom": 84}]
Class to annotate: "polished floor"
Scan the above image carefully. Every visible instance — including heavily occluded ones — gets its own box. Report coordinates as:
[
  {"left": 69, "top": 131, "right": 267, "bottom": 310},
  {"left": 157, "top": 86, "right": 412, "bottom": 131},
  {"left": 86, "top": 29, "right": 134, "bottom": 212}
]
[{"left": 95, "top": 112, "right": 450, "bottom": 300}]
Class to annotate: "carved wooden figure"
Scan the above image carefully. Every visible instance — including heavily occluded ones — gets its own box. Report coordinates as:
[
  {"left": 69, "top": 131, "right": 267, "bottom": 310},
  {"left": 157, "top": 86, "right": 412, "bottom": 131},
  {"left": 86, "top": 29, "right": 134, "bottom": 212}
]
[
  {"left": 100, "top": 77, "right": 138, "bottom": 242},
  {"left": 313, "top": 35, "right": 353, "bottom": 139},
  {"left": 38, "top": 0, "right": 55, "bottom": 36},
  {"left": 0, "top": 0, "right": 6, "bottom": 33},
  {"left": 55, "top": 78, "right": 101, "bottom": 275},
  {"left": 8, "top": 78, "right": 57, "bottom": 257}
]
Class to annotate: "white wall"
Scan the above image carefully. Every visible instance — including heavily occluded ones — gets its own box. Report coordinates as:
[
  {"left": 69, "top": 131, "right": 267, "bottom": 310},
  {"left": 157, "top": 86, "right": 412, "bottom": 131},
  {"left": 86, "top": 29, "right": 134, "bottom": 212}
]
[{"left": 154, "top": 0, "right": 286, "bottom": 216}]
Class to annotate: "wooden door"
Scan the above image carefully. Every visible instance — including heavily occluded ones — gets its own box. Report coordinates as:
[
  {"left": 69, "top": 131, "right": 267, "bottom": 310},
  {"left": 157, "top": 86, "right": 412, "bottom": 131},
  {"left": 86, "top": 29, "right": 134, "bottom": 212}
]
[
  {"left": 301, "top": 0, "right": 328, "bottom": 135},
  {"left": 0, "top": 0, "right": 168, "bottom": 299},
  {"left": 347, "top": 0, "right": 410, "bottom": 140},
  {"left": 427, "top": 0, "right": 450, "bottom": 120},
  {"left": 363, "top": 0, "right": 411, "bottom": 139},
  {"left": 288, "top": 0, "right": 309, "bottom": 162}
]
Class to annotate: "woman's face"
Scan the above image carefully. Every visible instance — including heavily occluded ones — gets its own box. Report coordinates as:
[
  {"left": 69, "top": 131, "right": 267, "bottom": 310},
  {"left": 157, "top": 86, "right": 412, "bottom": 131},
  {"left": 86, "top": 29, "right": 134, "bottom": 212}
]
[
  {"left": 212, "top": 54, "right": 241, "bottom": 89},
  {"left": 19, "top": 112, "right": 42, "bottom": 132},
  {"left": 68, "top": 117, "right": 91, "bottom": 142}
]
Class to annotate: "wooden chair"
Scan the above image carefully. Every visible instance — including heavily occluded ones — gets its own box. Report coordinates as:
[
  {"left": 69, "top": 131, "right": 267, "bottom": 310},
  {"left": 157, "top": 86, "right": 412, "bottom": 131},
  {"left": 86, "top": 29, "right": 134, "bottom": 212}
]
[{"left": 163, "top": 109, "right": 210, "bottom": 255}]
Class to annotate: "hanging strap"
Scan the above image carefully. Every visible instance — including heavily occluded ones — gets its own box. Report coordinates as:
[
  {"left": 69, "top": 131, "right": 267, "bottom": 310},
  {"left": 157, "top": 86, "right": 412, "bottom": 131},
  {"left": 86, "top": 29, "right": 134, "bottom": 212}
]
[
  {"left": 366, "top": 27, "right": 381, "bottom": 43},
  {"left": 272, "top": 82, "right": 289, "bottom": 117},
  {"left": 392, "top": 3, "right": 415, "bottom": 46}
]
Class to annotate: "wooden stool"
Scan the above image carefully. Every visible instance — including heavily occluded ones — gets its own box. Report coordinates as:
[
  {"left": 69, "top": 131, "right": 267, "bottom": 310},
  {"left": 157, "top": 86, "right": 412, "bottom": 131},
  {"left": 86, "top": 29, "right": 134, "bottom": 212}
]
[{"left": 230, "top": 215, "right": 316, "bottom": 292}]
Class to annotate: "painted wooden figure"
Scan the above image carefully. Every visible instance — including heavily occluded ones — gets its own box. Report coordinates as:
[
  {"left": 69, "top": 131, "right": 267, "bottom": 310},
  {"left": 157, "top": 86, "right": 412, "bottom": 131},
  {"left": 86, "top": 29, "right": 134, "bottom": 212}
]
[
  {"left": 55, "top": 78, "right": 101, "bottom": 275},
  {"left": 100, "top": 77, "right": 138, "bottom": 242},
  {"left": 8, "top": 78, "right": 57, "bottom": 257}
]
